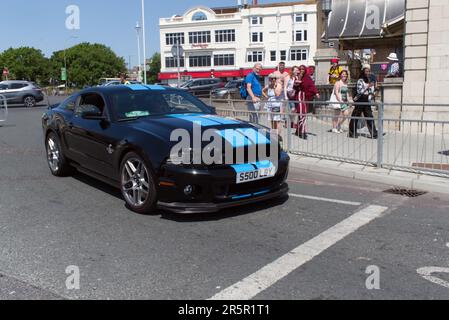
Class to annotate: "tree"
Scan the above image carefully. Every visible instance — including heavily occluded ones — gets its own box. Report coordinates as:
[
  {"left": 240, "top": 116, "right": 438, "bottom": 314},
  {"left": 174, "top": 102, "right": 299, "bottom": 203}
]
[
  {"left": 146, "top": 52, "right": 161, "bottom": 84},
  {"left": 0, "top": 47, "right": 50, "bottom": 84},
  {"left": 49, "top": 42, "right": 126, "bottom": 87}
]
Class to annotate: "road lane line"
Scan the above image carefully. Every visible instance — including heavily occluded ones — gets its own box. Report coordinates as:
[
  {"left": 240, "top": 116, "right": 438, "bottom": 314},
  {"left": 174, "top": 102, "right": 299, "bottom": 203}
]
[
  {"left": 417, "top": 267, "right": 449, "bottom": 289},
  {"left": 288, "top": 193, "right": 362, "bottom": 206},
  {"left": 210, "top": 205, "right": 389, "bottom": 300}
]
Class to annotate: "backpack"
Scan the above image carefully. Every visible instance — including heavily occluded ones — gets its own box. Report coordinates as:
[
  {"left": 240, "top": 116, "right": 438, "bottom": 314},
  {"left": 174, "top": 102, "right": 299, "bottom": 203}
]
[{"left": 239, "top": 78, "right": 248, "bottom": 99}]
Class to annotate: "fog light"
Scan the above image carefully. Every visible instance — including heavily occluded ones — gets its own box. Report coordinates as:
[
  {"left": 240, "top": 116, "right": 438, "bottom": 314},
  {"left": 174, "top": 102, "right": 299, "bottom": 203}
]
[{"left": 184, "top": 185, "right": 194, "bottom": 196}]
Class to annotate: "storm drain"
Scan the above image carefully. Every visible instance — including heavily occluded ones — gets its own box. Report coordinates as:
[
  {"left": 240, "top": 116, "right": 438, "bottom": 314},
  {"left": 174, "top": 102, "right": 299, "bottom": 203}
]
[{"left": 383, "top": 187, "right": 428, "bottom": 198}]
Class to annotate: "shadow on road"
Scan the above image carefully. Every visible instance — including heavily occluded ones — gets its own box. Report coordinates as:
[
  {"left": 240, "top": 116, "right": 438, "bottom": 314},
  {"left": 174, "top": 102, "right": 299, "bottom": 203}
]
[{"left": 72, "top": 170, "right": 289, "bottom": 222}]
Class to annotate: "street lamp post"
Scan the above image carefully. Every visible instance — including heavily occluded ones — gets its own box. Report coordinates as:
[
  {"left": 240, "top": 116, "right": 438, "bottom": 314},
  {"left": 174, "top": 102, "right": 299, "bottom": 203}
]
[
  {"left": 135, "top": 21, "right": 142, "bottom": 82},
  {"left": 141, "top": 0, "right": 148, "bottom": 84},
  {"left": 63, "top": 35, "right": 78, "bottom": 94},
  {"left": 276, "top": 11, "right": 281, "bottom": 63}
]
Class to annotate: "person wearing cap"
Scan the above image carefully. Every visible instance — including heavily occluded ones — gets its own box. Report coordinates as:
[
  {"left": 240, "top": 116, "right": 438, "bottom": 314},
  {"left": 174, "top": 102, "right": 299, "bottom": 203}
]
[
  {"left": 385, "top": 53, "right": 400, "bottom": 78},
  {"left": 328, "top": 58, "right": 343, "bottom": 85},
  {"left": 348, "top": 64, "right": 378, "bottom": 139}
]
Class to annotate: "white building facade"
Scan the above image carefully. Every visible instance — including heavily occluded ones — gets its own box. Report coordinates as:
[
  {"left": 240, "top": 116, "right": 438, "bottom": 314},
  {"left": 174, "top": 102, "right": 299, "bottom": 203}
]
[{"left": 159, "top": 1, "right": 318, "bottom": 85}]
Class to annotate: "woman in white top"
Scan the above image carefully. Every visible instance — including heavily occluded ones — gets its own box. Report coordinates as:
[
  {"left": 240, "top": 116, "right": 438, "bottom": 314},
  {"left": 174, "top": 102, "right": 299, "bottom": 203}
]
[{"left": 263, "top": 73, "right": 283, "bottom": 135}]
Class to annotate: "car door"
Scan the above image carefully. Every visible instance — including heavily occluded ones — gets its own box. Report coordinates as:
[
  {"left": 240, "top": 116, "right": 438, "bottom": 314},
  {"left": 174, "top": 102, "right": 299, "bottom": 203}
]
[
  {"left": 6, "top": 83, "right": 26, "bottom": 104},
  {"left": 64, "top": 92, "right": 117, "bottom": 178}
]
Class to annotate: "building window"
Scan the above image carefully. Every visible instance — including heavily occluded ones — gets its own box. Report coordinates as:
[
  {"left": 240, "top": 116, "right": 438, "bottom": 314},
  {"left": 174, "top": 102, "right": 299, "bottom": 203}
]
[
  {"left": 295, "top": 13, "right": 308, "bottom": 23},
  {"left": 189, "top": 31, "right": 211, "bottom": 44},
  {"left": 165, "top": 33, "right": 184, "bottom": 46},
  {"left": 214, "top": 54, "right": 235, "bottom": 66},
  {"left": 294, "top": 30, "right": 308, "bottom": 42},
  {"left": 189, "top": 55, "right": 211, "bottom": 67},
  {"left": 247, "top": 51, "right": 264, "bottom": 63},
  {"left": 280, "top": 50, "right": 287, "bottom": 61},
  {"left": 270, "top": 51, "right": 277, "bottom": 62},
  {"left": 290, "top": 49, "right": 308, "bottom": 61},
  {"left": 165, "top": 56, "right": 185, "bottom": 68},
  {"left": 215, "top": 30, "right": 235, "bottom": 43},
  {"left": 192, "top": 12, "right": 208, "bottom": 21},
  {"left": 250, "top": 16, "right": 263, "bottom": 25},
  {"left": 250, "top": 32, "right": 263, "bottom": 43}
]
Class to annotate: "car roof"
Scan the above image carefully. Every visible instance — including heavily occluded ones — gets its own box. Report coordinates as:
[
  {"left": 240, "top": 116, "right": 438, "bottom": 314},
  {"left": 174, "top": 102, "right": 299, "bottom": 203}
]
[
  {"left": 0, "top": 80, "right": 32, "bottom": 84},
  {"left": 78, "top": 84, "right": 181, "bottom": 95}
]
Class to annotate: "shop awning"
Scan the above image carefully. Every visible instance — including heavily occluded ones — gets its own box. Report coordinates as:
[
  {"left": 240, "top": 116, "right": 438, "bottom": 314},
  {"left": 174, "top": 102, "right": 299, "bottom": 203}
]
[{"left": 326, "top": 0, "right": 405, "bottom": 41}]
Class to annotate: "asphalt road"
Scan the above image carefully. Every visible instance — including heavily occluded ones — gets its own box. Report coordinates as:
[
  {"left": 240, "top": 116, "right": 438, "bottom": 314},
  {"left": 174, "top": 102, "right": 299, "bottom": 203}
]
[{"left": 0, "top": 107, "right": 449, "bottom": 300}]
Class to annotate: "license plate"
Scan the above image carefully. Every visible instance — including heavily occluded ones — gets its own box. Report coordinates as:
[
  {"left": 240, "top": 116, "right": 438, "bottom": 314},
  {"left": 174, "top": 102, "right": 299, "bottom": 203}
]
[{"left": 236, "top": 166, "right": 277, "bottom": 184}]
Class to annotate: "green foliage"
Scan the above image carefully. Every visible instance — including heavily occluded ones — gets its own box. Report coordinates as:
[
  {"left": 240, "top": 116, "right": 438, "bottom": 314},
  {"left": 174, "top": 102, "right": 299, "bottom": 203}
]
[
  {"left": 147, "top": 52, "right": 161, "bottom": 84},
  {"left": 0, "top": 47, "right": 50, "bottom": 84},
  {"left": 49, "top": 42, "right": 126, "bottom": 87}
]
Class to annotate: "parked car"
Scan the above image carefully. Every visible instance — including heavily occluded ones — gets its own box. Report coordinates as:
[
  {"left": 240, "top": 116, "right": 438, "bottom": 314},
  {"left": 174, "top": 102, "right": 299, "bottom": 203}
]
[
  {"left": 179, "top": 78, "right": 224, "bottom": 96},
  {"left": 0, "top": 80, "right": 45, "bottom": 107},
  {"left": 42, "top": 85, "right": 289, "bottom": 214},
  {"left": 211, "top": 79, "right": 244, "bottom": 100}
]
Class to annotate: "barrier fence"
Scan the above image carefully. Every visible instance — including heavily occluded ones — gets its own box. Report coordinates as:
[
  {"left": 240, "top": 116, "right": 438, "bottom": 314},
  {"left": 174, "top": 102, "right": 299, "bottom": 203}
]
[
  {"left": 0, "top": 94, "right": 7, "bottom": 123},
  {"left": 210, "top": 97, "right": 449, "bottom": 178}
]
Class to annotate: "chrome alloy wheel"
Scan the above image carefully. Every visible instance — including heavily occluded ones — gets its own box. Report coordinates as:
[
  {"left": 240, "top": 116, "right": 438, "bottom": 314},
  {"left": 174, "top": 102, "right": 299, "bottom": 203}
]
[
  {"left": 121, "top": 158, "right": 150, "bottom": 207},
  {"left": 47, "top": 137, "right": 60, "bottom": 172},
  {"left": 24, "top": 96, "right": 36, "bottom": 108}
]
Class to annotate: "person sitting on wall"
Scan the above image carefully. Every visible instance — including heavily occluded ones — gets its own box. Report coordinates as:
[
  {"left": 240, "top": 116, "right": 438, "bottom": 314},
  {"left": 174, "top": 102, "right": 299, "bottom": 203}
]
[
  {"left": 328, "top": 58, "right": 343, "bottom": 85},
  {"left": 385, "top": 53, "right": 401, "bottom": 78}
]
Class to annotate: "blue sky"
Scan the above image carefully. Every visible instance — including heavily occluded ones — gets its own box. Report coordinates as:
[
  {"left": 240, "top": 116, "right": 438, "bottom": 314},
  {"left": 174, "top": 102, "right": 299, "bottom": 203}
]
[{"left": 0, "top": 0, "right": 298, "bottom": 67}]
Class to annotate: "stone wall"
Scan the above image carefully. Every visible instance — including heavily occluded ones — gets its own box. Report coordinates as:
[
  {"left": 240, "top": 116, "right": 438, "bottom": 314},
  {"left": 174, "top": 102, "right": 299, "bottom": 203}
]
[{"left": 403, "top": 0, "right": 449, "bottom": 123}]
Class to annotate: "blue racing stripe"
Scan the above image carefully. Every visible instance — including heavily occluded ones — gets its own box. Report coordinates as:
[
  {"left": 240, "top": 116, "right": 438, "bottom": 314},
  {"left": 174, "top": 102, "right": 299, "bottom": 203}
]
[
  {"left": 168, "top": 114, "right": 221, "bottom": 127},
  {"left": 253, "top": 189, "right": 270, "bottom": 196},
  {"left": 237, "top": 128, "right": 270, "bottom": 145},
  {"left": 126, "top": 84, "right": 151, "bottom": 91},
  {"left": 217, "top": 129, "right": 251, "bottom": 147},
  {"left": 232, "top": 194, "right": 252, "bottom": 200},
  {"left": 145, "top": 85, "right": 165, "bottom": 90},
  {"left": 253, "top": 160, "right": 273, "bottom": 169},
  {"left": 230, "top": 163, "right": 256, "bottom": 173},
  {"left": 202, "top": 115, "right": 240, "bottom": 125}
]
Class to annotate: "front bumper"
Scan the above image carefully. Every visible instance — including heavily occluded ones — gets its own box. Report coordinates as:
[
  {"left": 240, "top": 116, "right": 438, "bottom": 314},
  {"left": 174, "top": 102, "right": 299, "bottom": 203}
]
[
  {"left": 157, "top": 152, "right": 290, "bottom": 214},
  {"left": 158, "top": 184, "right": 288, "bottom": 214}
]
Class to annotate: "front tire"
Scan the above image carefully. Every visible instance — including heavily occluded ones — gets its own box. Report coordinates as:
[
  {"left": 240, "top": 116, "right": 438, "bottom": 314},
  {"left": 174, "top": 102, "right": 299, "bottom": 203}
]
[
  {"left": 23, "top": 96, "right": 36, "bottom": 108},
  {"left": 120, "top": 152, "right": 158, "bottom": 214},
  {"left": 46, "top": 132, "right": 73, "bottom": 176}
]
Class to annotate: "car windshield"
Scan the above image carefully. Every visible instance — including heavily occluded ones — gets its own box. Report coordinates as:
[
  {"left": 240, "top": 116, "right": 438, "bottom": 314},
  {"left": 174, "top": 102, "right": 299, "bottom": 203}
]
[
  {"left": 111, "top": 90, "right": 211, "bottom": 120},
  {"left": 225, "top": 81, "right": 241, "bottom": 89},
  {"left": 180, "top": 80, "right": 194, "bottom": 88}
]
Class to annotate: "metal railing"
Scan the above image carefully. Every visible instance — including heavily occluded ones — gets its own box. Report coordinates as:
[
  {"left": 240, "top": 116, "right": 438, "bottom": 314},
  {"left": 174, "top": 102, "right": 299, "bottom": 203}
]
[{"left": 209, "top": 97, "right": 449, "bottom": 178}]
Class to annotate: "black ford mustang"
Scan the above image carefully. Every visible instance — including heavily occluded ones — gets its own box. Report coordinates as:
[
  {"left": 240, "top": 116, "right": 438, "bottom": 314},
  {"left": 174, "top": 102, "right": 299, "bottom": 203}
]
[{"left": 42, "top": 84, "right": 289, "bottom": 214}]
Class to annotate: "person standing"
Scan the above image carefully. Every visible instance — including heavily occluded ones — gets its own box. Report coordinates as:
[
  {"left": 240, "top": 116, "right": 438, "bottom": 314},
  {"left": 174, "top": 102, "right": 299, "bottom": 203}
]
[
  {"left": 328, "top": 58, "right": 343, "bottom": 85},
  {"left": 120, "top": 72, "right": 131, "bottom": 85},
  {"left": 330, "top": 70, "right": 351, "bottom": 133},
  {"left": 245, "top": 63, "right": 263, "bottom": 124},
  {"left": 285, "top": 66, "right": 301, "bottom": 129},
  {"left": 273, "top": 61, "right": 289, "bottom": 89},
  {"left": 296, "top": 65, "right": 319, "bottom": 139},
  {"left": 263, "top": 73, "right": 283, "bottom": 135},
  {"left": 348, "top": 65, "right": 378, "bottom": 139}
]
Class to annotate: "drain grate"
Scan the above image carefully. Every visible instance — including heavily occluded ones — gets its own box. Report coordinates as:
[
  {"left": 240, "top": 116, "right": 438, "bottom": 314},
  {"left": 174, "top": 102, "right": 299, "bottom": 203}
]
[{"left": 383, "top": 187, "right": 428, "bottom": 198}]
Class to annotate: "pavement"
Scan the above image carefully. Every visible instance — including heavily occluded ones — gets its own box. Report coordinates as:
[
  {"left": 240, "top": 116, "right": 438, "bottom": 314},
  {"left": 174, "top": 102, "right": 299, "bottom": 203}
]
[{"left": 1, "top": 106, "right": 449, "bottom": 300}]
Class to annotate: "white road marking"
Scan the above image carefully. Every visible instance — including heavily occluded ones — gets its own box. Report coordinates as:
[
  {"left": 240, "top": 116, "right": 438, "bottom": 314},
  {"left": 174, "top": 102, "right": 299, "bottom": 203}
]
[
  {"left": 210, "top": 205, "right": 389, "bottom": 300},
  {"left": 417, "top": 267, "right": 449, "bottom": 289},
  {"left": 446, "top": 243, "right": 449, "bottom": 249},
  {"left": 289, "top": 193, "right": 362, "bottom": 207}
]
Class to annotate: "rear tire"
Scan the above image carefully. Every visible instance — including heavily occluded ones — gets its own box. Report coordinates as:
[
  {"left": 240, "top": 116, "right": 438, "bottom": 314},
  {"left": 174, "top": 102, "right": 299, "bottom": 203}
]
[
  {"left": 120, "top": 152, "right": 158, "bottom": 214},
  {"left": 45, "top": 132, "right": 73, "bottom": 176},
  {"left": 23, "top": 96, "right": 36, "bottom": 108}
]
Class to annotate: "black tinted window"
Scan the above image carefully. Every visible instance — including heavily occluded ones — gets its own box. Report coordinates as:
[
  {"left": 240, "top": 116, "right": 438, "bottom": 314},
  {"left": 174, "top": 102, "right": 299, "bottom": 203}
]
[
  {"left": 10, "top": 83, "right": 26, "bottom": 89},
  {"left": 0, "top": 84, "right": 7, "bottom": 90}
]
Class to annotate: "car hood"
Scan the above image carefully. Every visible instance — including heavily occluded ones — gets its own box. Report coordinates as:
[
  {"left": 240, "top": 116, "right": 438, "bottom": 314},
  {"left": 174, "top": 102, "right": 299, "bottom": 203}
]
[{"left": 125, "top": 113, "right": 272, "bottom": 148}]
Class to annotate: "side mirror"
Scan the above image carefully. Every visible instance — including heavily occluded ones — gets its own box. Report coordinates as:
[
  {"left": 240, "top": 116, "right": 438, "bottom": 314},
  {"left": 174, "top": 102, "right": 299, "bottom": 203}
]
[{"left": 76, "top": 104, "right": 104, "bottom": 120}]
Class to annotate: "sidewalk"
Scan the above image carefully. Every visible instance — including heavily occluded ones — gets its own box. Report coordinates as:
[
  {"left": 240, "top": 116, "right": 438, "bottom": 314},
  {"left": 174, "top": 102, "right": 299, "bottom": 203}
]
[{"left": 289, "top": 154, "right": 449, "bottom": 196}]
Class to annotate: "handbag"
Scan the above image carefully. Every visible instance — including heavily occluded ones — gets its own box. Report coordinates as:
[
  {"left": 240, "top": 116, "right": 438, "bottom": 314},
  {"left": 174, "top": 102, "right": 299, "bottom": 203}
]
[{"left": 329, "top": 88, "right": 341, "bottom": 110}]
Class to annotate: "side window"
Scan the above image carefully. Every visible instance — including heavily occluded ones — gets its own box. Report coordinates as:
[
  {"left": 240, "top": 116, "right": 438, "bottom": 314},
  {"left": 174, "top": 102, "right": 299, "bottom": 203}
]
[
  {"left": 80, "top": 93, "right": 106, "bottom": 114},
  {"left": 60, "top": 96, "right": 78, "bottom": 112},
  {"left": 0, "top": 84, "right": 8, "bottom": 90},
  {"left": 10, "top": 83, "right": 26, "bottom": 89}
]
